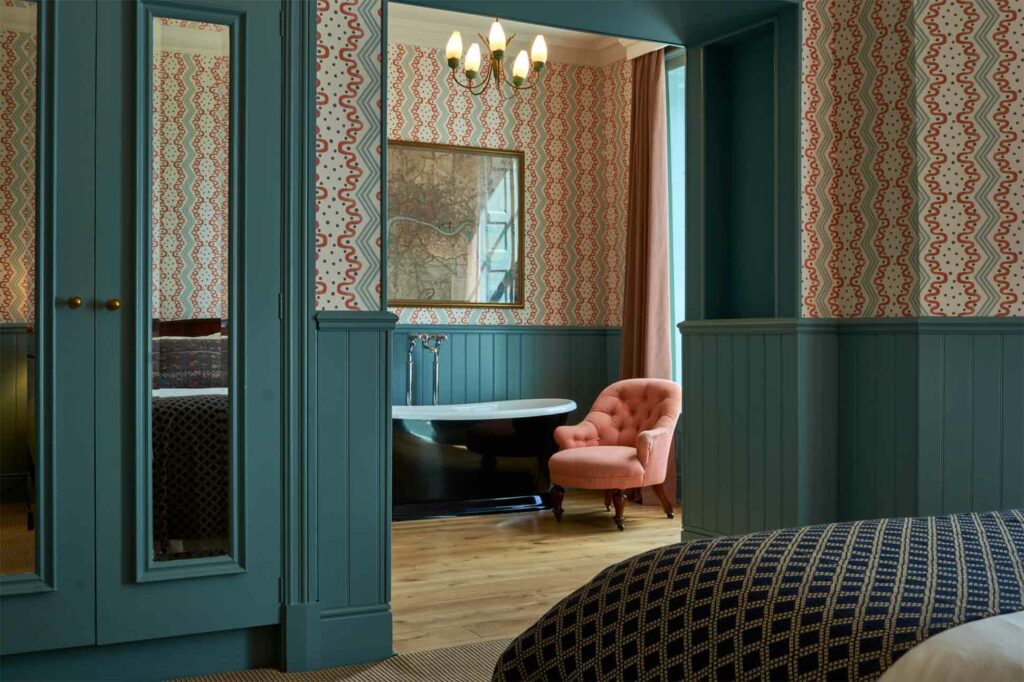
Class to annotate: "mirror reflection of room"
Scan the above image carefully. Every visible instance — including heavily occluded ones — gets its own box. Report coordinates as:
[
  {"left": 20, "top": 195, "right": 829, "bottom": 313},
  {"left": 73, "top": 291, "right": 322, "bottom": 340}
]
[
  {"left": 0, "top": 0, "right": 38, "bottom": 577},
  {"left": 149, "top": 17, "right": 231, "bottom": 562}
]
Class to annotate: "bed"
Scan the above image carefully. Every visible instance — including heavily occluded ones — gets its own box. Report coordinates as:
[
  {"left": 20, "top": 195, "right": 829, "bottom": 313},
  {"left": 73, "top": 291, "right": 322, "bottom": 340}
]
[
  {"left": 494, "top": 509, "right": 1024, "bottom": 681},
  {"left": 151, "top": 318, "right": 231, "bottom": 560}
]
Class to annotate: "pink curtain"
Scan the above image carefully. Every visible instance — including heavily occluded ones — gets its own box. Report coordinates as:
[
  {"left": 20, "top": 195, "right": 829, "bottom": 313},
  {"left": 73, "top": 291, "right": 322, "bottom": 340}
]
[{"left": 620, "top": 49, "right": 675, "bottom": 504}]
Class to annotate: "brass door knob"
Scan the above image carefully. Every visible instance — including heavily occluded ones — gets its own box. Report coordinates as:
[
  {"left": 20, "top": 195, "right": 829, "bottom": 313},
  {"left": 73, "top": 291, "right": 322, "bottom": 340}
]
[
  {"left": 67, "top": 296, "right": 83, "bottom": 309},
  {"left": 105, "top": 298, "right": 122, "bottom": 311}
]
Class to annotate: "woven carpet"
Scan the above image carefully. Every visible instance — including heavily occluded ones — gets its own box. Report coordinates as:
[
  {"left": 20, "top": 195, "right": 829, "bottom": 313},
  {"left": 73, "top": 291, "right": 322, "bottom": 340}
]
[{"left": 179, "top": 638, "right": 514, "bottom": 682}]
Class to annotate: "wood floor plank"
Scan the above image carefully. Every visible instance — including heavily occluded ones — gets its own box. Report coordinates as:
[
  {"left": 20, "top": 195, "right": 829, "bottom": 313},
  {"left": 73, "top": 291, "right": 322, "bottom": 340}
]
[{"left": 392, "top": 491, "right": 680, "bottom": 653}]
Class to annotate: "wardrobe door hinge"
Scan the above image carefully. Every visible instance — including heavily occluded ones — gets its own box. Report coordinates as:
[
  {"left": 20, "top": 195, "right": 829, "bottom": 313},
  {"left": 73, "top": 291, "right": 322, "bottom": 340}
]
[
  {"left": 278, "top": 293, "right": 284, "bottom": 320},
  {"left": 279, "top": 9, "right": 285, "bottom": 37},
  {"left": 278, "top": 577, "right": 284, "bottom": 603}
]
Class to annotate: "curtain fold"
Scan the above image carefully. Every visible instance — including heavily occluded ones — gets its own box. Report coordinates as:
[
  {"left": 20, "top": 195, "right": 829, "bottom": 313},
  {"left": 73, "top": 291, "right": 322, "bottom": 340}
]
[{"left": 620, "top": 48, "right": 675, "bottom": 504}]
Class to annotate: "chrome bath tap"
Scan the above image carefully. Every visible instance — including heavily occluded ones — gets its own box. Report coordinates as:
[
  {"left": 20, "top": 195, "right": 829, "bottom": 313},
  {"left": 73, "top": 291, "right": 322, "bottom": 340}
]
[
  {"left": 406, "top": 333, "right": 448, "bottom": 406},
  {"left": 406, "top": 333, "right": 421, "bottom": 406},
  {"left": 420, "top": 334, "right": 448, "bottom": 406}
]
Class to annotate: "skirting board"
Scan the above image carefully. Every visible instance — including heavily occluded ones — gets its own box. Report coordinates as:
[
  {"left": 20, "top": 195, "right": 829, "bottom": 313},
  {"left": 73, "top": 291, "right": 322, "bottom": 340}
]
[{"left": 0, "top": 626, "right": 278, "bottom": 681}]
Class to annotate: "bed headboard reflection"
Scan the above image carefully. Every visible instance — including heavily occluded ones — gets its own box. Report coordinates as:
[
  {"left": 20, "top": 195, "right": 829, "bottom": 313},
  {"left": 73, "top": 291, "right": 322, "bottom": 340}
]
[
  {"left": 153, "top": 318, "right": 227, "bottom": 338},
  {"left": 152, "top": 319, "right": 228, "bottom": 389}
]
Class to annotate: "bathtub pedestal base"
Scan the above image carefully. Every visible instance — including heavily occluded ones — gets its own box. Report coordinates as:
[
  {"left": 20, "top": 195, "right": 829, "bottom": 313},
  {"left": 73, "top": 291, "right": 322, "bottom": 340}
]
[{"left": 394, "top": 494, "right": 551, "bottom": 522}]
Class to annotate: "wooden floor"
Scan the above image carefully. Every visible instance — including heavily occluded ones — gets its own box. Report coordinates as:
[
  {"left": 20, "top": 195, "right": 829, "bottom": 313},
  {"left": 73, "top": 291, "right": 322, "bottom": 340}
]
[{"left": 392, "top": 491, "right": 681, "bottom": 653}]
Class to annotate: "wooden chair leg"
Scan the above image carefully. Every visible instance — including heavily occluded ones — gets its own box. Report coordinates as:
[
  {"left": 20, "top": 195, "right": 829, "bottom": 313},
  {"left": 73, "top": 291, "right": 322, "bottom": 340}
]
[
  {"left": 652, "top": 483, "right": 674, "bottom": 519},
  {"left": 611, "top": 490, "right": 625, "bottom": 530},
  {"left": 551, "top": 485, "right": 565, "bottom": 521},
  {"left": 604, "top": 490, "right": 612, "bottom": 511}
]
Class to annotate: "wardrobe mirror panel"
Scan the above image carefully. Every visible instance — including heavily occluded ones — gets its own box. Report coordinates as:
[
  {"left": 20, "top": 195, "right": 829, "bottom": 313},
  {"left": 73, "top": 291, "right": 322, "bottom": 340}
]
[
  {"left": 0, "top": 0, "right": 38, "bottom": 577},
  {"left": 149, "top": 16, "right": 232, "bottom": 562}
]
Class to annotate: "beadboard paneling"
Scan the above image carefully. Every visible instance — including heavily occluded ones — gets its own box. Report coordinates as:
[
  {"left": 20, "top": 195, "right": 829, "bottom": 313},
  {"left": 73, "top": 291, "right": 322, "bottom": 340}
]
[
  {"left": 313, "top": 312, "right": 396, "bottom": 667},
  {"left": 682, "top": 318, "right": 1024, "bottom": 538},
  {"left": 679, "top": 320, "right": 838, "bottom": 538},
  {"left": 393, "top": 326, "right": 621, "bottom": 423},
  {"left": 836, "top": 328, "right": 919, "bottom": 520},
  {"left": 916, "top": 323, "right": 1024, "bottom": 515}
]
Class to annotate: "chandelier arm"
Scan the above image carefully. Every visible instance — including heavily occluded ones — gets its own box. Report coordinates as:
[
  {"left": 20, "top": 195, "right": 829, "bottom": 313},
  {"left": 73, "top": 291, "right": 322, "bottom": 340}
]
[
  {"left": 475, "top": 60, "right": 493, "bottom": 94},
  {"left": 449, "top": 69, "right": 473, "bottom": 89},
  {"left": 500, "top": 69, "right": 543, "bottom": 93},
  {"left": 449, "top": 62, "right": 493, "bottom": 96}
]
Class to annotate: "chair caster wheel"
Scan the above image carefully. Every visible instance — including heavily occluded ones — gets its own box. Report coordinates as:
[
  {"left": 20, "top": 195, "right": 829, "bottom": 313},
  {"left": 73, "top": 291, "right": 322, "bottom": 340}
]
[{"left": 666, "top": 511, "right": 674, "bottom": 519}]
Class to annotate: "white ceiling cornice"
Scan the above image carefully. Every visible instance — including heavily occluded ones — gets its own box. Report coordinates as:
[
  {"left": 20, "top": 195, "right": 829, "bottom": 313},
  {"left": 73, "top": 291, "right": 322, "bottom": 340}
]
[{"left": 388, "top": 3, "right": 662, "bottom": 68}]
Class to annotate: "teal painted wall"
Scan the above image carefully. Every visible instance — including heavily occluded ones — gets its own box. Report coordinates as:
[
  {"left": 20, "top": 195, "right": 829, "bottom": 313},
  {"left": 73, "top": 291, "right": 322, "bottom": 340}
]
[
  {"left": 703, "top": 24, "right": 776, "bottom": 319},
  {"left": 679, "top": 318, "right": 1024, "bottom": 537},
  {"left": 393, "top": 325, "right": 620, "bottom": 423},
  {"left": 685, "top": 7, "right": 800, "bottom": 322}
]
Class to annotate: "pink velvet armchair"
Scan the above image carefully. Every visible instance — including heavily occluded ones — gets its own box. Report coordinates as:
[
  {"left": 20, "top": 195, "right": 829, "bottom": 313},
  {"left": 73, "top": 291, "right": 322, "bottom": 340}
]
[{"left": 548, "top": 378, "right": 681, "bottom": 530}]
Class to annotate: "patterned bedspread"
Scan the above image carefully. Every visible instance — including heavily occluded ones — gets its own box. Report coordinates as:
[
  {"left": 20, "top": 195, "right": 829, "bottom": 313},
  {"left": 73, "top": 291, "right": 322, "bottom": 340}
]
[
  {"left": 152, "top": 394, "right": 230, "bottom": 560},
  {"left": 494, "top": 510, "right": 1024, "bottom": 681}
]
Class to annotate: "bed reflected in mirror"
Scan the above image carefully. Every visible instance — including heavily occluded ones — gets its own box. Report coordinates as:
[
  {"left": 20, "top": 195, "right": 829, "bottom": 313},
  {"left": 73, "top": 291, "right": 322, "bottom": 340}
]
[
  {"left": 0, "top": 0, "right": 38, "bottom": 577},
  {"left": 150, "top": 16, "right": 231, "bottom": 562}
]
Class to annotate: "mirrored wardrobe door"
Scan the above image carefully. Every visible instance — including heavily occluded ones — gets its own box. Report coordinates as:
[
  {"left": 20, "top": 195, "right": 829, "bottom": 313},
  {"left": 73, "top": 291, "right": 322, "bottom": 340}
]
[
  {"left": 95, "top": 0, "right": 283, "bottom": 644},
  {"left": 0, "top": 0, "right": 41, "bottom": 581},
  {"left": 0, "top": 0, "right": 97, "bottom": 655}
]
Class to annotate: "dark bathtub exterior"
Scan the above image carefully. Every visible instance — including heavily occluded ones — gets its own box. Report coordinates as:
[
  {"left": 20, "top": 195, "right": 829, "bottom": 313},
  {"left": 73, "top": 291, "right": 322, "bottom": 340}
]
[{"left": 392, "top": 409, "right": 570, "bottom": 520}]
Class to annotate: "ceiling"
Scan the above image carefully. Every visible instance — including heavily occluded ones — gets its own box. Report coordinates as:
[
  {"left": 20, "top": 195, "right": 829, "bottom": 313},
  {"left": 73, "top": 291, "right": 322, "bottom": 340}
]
[{"left": 387, "top": 3, "right": 664, "bottom": 67}]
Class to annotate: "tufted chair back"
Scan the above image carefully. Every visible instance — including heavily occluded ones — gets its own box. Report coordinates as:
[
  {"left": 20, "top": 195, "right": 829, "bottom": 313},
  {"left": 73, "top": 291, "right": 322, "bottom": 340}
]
[{"left": 584, "top": 378, "right": 681, "bottom": 447}]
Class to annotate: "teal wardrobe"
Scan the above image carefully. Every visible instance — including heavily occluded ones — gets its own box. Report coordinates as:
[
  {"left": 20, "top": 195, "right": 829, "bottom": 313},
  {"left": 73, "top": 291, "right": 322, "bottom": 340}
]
[{"left": 0, "top": 0, "right": 294, "bottom": 676}]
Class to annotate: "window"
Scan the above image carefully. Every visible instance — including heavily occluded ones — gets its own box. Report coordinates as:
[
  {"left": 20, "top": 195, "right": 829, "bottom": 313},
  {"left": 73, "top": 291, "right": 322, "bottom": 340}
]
[{"left": 666, "top": 50, "right": 686, "bottom": 384}]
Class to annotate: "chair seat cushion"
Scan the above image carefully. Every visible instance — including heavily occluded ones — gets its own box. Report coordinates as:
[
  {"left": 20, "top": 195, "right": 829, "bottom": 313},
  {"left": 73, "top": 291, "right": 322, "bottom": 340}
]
[{"left": 548, "top": 446, "right": 645, "bottom": 490}]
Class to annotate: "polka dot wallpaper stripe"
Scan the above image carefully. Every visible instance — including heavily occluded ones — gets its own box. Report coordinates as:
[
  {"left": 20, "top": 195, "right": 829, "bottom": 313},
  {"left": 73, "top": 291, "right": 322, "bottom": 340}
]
[{"left": 803, "top": 0, "right": 1023, "bottom": 318}]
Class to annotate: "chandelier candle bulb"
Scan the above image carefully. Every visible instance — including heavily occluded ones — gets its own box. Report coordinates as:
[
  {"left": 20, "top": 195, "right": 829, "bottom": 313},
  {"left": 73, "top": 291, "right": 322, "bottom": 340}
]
[
  {"left": 464, "top": 42, "right": 481, "bottom": 79},
  {"left": 512, "top": 50, "right": 529, "bottom": 86},
  {"left": 531, "top": 34, "right": 547, "bottom": 70},
  {"left": 488, "top": 20, "right": 506, "bottom": 57},
  {"left": 445, "top": 30, "right": 463, "bottom": 68}
]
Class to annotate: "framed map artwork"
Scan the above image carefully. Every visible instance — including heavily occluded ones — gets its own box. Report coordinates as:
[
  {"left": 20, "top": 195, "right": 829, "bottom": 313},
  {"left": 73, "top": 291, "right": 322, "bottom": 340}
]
[{"left": 386, "top": 141, "right": 524, "bottom": 308}]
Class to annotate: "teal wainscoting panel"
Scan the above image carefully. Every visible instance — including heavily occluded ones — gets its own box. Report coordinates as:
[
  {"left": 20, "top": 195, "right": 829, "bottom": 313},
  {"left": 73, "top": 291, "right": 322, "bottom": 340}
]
[
  {"left": 679, "top": 319, "right": 838, "bottom": 538},
  {"left": 681, "top": 318, "right": 1023, "bottom": 538},
  {"left": 0, "top": 326, "right": 32, "bottom": 498},
  {"left": 836, "top": 321, "right": 921, "bottom": 521},
  {"left": 915, "top": 319, "right": 1024, "bottom": 516},
  {"left": 313, "top": 311, "right": 397, "bottom": 668},
  {"left": 392, "top": 325, "right": 621, "bottom": 422}
]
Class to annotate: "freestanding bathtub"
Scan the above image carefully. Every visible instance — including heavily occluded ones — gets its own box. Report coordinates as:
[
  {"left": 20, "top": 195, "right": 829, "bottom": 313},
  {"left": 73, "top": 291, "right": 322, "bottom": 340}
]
[{"left": 392, "top": 398, "right": 576, "bottom": 520}]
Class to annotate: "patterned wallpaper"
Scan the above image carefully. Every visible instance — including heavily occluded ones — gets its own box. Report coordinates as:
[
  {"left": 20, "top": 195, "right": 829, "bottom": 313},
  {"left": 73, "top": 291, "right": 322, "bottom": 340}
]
[
  {"left": 802, "top": 0, "right": 1023, "bottom": 318},
  {"left": 315, "top": 0, "right": 383, "bottom": 312},
  {"left": 387, "top": 44, "right": 631, "bottom": 326},
  {"left": 152, "top": 48, "right": 231, "bottom": 321},
  {"left": 0, "top": 7, "right": 36, "bottom": 325}
]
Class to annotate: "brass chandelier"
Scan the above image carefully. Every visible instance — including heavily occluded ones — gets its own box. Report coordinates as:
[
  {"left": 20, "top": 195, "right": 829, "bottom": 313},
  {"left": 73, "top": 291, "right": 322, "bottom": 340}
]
[{"left": 445, "top": 19, "right": 548, "bottom": 98}]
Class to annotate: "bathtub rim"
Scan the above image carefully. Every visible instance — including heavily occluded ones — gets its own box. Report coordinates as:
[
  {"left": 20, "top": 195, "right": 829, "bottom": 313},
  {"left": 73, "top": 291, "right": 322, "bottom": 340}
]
[{"left": 392, "top": 398, "right": 577, "bottom": 422}]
